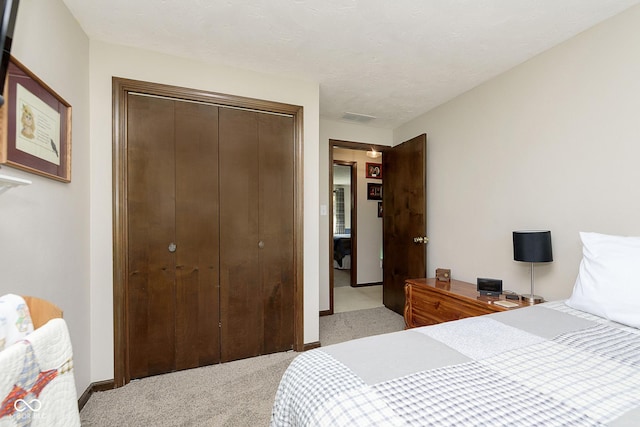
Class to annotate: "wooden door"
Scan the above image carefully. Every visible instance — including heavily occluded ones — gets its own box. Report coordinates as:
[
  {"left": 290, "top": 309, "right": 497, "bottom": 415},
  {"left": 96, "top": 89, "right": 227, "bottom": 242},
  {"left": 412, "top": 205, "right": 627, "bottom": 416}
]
[
  {"left": 126, "top": 94, "right": 220, "bottom": 379},
  {"left": 382, "top": 134, "right": 427, "bottom": 314},
  {"left": 174, "top": 101, "right": 220, "bottom": 370},
  {"left": 127, "top": 94, "right": 177, "bottom": 378},
  {"left": 258, "top": 113, "right": 295, "bottom": 355},
  {"left": 218, "top": 108, "right": 295, "bottom": 362},
  {"left": 114, "top": 78, "right": 304, "bottom": 387}
]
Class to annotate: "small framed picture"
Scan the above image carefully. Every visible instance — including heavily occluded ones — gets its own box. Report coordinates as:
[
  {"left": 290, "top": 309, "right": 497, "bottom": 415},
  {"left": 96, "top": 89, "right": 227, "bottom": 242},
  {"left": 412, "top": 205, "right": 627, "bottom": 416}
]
[
  {"left": 377, "top": 202, "right": 383, "bottom": 218},
  {"left": 367, "top": 183, "right": 382, "bottom": 200},
  {"left": 366, "top": 162, "right": 382, "bottom": 179}
]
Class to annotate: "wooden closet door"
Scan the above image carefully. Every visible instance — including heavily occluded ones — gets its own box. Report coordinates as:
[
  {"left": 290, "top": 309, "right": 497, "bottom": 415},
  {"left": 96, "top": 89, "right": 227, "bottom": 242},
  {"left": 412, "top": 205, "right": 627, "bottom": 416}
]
[
  {"left": 218, "top": 109, "right": 295, "bottom": 362},
  {"left": 174, "top": 101, "right": 220, "bottom": 369},
  {"left": 258, "top": 113, "right": 294, "bottom": 354},
  {"left": 127, "top": 94, "right": 177, "bottom": 378},
  {"left": 219, "top": 108, "right": 261, "bottom": 361},
  {"left": 127, "top": 95, "right": 220, "bottom": 378}
]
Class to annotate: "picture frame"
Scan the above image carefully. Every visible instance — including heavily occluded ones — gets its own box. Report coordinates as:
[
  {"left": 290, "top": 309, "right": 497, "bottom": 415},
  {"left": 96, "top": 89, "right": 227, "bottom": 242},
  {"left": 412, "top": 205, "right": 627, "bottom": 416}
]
[
  {"left": 367, "top": 183, "right": 382, "bottom": 200},
  {"left": 377, "top": 201, "right": 383, "bottom": 218},
  {"left": 366, "top": 162, "right": 382, "bottom": 179},
  {"left": 0, "top": 56, "right": 72, "bottom": 182}
]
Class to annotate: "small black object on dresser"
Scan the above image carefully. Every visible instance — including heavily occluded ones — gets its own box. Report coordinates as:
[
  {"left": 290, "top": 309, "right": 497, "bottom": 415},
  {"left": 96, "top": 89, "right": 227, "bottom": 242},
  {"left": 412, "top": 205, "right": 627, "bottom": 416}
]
[{"left": 477, "top": 278, "right": 503, "bottom": 296}]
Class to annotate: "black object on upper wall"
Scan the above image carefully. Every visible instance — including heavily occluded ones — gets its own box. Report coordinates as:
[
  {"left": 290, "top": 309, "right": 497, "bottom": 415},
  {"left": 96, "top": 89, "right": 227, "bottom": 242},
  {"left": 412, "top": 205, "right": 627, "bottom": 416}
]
[{"left": 0, "top": 0, "right": 20, "bottom": 107}]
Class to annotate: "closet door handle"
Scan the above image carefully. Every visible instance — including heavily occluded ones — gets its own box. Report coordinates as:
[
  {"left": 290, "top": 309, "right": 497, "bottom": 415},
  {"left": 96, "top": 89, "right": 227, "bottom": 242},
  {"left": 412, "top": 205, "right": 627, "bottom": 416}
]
[
  {"left": 258, "top": 241, "right": 265, "bottom": 249},
  {"left": 168, "top": 242, "right": 177, "bottom": 253}
]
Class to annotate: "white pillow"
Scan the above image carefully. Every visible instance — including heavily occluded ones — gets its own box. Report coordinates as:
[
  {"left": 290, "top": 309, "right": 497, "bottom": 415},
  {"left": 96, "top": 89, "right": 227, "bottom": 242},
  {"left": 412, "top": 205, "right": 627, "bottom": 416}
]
[{"left": 566, "top": 232, "right": 640, "bottom": 328}]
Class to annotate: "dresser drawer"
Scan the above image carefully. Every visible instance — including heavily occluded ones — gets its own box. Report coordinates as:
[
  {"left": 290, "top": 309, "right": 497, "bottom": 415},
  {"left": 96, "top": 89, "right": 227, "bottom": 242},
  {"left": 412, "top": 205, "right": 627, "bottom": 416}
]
[
  {"left": 404, "top": 279, "right": 502, "bottom": 328},
  {"left": 409, "top": 290, "right": 459, "bottom": 325}
]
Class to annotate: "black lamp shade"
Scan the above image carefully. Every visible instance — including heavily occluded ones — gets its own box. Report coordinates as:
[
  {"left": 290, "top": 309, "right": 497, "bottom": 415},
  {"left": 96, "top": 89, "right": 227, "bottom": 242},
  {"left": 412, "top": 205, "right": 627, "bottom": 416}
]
[{"left": 513, "top": 230, "right": 553, "bottom": 263}]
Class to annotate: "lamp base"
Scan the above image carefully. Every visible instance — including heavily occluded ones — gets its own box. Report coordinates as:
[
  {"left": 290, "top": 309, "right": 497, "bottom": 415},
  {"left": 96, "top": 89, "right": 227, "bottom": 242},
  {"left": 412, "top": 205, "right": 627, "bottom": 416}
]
[{"left": 520, "top": 294, "right": 543, "bottom": 304}]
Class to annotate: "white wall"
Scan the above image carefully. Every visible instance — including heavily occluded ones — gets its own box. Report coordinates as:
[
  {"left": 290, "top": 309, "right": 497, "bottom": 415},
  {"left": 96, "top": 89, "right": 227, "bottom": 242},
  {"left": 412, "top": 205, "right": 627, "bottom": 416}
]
[
  {"left": 319, "top": 118, "right": 392, "bottom": 311},
  {"left": 0, "top": 0, "right": 90, "bottom": 395},
  {"left": 395, "top": 5, "right": 640, "bottom": 301},
  {"left": 89, "top": 41, "right": 320, "bottom": 381}
]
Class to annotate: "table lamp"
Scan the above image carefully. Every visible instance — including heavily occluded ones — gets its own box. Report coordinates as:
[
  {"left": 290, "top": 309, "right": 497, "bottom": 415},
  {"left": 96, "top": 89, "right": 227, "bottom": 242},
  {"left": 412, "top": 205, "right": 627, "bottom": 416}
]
[{"left": 513, "top": 230, "right": 553, "bottom": 304}]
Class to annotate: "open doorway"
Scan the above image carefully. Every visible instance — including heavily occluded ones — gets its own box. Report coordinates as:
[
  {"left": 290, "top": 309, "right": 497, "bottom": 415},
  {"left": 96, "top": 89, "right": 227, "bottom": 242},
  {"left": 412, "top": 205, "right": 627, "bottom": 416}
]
[
  {"left": 332, "top": 161, "right": 356, "bottom": 289},
  {"left": 328, "top": 140, "right": 387, "bottom": 314}
]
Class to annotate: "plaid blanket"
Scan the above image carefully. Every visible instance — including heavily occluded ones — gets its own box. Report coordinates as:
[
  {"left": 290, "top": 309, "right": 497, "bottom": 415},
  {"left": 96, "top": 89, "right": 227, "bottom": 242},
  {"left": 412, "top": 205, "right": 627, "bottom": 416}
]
[{"left": 271, "top": 302, "right": 640, "bottom": 426}]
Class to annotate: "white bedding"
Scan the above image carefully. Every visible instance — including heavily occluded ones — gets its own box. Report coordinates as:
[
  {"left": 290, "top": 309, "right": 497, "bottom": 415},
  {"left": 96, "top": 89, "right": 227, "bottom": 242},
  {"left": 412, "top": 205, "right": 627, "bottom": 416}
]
[
  {"left": 0, "top": 318, "right": 80, "bottom": 427},
  {"left": 271, "top": 301, "right": 640, "bottom": 426}
]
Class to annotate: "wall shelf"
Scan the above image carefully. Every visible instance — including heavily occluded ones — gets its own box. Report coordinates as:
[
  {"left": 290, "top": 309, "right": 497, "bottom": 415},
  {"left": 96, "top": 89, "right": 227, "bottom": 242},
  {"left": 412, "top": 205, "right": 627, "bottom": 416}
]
[{"left": 0, "top": 173, "right": 32, "bottom": 194}]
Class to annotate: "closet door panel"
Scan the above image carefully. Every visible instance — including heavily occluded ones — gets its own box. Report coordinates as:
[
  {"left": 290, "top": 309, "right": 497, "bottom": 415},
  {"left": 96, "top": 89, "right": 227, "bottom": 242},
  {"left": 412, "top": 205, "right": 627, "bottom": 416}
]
[
  {"left": 127, "top": 94, "right": 177, "bottom": 378},
  {"left": 174, "top": 102, "right": 221, "bottom": 369},
  {"left": 219, "top": 108, "right": 262, "bottom": 362},
  {"left": 258, "top": 114, "right": 295, "bottom": 353}
]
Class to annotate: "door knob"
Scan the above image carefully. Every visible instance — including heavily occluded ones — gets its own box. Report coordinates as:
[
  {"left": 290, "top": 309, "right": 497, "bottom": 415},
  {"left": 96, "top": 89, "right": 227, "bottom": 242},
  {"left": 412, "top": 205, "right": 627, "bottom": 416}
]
[
  {"left": 258, "top": 241, "right": 265, "bottom": 249},
  {"left": 413, "top": 236, "right": 429, "bottom": 244},
  {"left": 168, "top": 242, "right": 177, "bottom": 252}
]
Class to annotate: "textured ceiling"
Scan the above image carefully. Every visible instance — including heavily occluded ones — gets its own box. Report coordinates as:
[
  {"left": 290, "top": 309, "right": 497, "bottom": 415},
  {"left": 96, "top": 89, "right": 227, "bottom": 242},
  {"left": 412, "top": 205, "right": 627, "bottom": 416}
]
[{"left": 63, "top": 0, "right": 640, "bottom": 128}]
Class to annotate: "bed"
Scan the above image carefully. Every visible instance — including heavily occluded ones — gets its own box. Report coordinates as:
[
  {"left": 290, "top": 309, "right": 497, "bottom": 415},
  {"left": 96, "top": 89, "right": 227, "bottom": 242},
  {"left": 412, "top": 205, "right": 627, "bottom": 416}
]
[
  {"left": 333, "top": 234, "right": 351, "bottom": 269},
  {"left": 271, "top": 232, "right": 640, "bottom": 426}
]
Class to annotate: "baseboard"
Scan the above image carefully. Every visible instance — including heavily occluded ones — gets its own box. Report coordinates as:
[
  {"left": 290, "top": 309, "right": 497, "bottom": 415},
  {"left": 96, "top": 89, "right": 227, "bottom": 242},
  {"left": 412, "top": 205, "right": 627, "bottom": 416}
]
[
  {"left": 319, "top": 309, "right": 332, "bottom": 316},
  {"left": 352, "top": 281, "right": 382, "bottom": 288},
  {"left": 78, "top": 379, "right": 115, "bottom": 411},
  {"left": 303, "top": 341, "right": 321, "bottom": 351}
]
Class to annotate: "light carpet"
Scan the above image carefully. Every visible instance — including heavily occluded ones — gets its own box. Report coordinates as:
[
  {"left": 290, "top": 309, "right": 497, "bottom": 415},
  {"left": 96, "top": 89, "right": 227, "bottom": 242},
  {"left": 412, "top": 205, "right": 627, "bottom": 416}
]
[{"left": 80, "top": 306, "right": 404, "bottom": 426}]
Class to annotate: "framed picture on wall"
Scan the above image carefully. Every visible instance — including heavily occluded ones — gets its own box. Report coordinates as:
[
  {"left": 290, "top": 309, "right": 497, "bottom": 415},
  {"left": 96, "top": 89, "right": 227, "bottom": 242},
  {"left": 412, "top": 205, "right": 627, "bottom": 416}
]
[
  {"left": 367, "top": 183, "right": 382, "bottom": 200},
  {"left": 377, "top": 202, "right": 383, "bottom": 218},
  {"left": 0, "top": 56, "right": 72, "bottom": 182},
  {"left": 366, "top": 162, "right": 382, "bottom": 179}
]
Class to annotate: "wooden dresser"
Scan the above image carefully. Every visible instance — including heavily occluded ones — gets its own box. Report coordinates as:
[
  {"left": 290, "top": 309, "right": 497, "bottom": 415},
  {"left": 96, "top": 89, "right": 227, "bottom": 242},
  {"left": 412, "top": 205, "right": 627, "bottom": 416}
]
[{"left": 404, "top": 278, "right": 528, "bottom": 328}]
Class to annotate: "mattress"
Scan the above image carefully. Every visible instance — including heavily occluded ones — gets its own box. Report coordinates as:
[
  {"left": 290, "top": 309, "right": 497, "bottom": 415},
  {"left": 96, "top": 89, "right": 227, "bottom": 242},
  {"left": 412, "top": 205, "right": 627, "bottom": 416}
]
[{"left": 271, "top": 301, "right": 640, "bottom": 426}]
